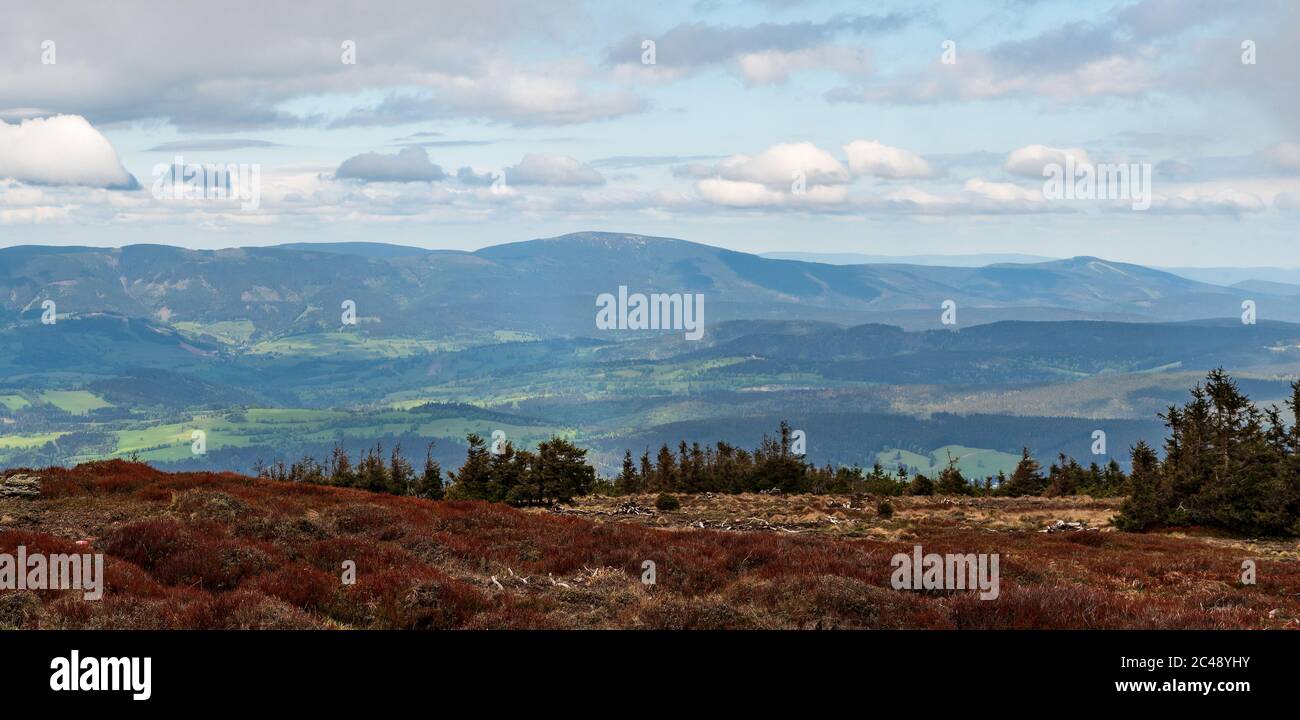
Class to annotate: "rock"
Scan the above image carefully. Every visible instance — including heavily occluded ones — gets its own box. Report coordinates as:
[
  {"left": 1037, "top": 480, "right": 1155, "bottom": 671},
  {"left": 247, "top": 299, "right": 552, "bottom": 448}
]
[
  {"left": 0, "top": 473, "right": 40, "bottom": 498},
  {"left": 1042, "top": 519, "right": 1093, "bottom": 533}
]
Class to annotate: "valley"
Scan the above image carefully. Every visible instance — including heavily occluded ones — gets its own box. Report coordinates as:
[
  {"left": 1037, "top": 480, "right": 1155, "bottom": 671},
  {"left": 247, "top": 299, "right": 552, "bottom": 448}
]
[{"left": 2, "top": 233, "right": 1298, "bottom": 481}]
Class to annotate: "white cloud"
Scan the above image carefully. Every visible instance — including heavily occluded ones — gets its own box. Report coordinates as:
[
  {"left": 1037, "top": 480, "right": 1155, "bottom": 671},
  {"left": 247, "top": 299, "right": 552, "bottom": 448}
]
[
  {"left": 0, "top": 1, "right": 636, "bottom": 131},
  {"left": 697, "top": 142, "right": 848, "bottom": 188},
  {"left": 736, "top": 46, "right": 871, "bottom": 86},
  {"left": 336, "top": 146, "right": 446, "bottom": 183},
  {"left": 0, "top": 115, "right": 135, "bottom": 188},
  {"left": 827, "top": 17, "right": 1160, "bottom": 107},
  {"left": 505, "top": 154, "right": 605, "bottom": 186},
  {"left": 696, "top": 177, "right": 846, "bottom": 207},
  {"left": 961, "top": 178, "right": 1043, "bottom": 203},
  {"left": 695, "top": 178, "right": 783, "bottom": 207},
  {"left": 843, "top": 140, "right": 932, "bottom": 178},
  {"left": 1153, "top": 189, "right": 1266, "bottom": 214},
  {"left": 1004, "top": 144, "right": 1093, "bottom": 178}
]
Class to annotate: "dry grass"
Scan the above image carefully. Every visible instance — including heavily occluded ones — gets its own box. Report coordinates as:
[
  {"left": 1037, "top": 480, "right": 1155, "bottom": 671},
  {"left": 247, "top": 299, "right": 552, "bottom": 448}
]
[
  {"left": 557, "top": 492, "right": 1126, "bottom": 539},
  {"left": 1, "top": 461, "right": 1298, "bottom": 629}
]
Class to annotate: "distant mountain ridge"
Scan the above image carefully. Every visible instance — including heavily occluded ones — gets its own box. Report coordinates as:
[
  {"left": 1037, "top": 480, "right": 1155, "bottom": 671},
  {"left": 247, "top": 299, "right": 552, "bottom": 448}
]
[
  {"left": 762, "top": 251, "right": 1058, "bottom": 266},
  {"left": 4, "top": 232, "right": 1300, "bottom": 338}
]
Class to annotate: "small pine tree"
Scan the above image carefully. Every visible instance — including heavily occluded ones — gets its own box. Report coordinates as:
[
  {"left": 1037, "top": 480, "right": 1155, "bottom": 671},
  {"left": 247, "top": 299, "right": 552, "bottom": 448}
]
[
  {"left": 616, "top": 449, "right": 640, "bottom": 494},
  {"left": 935, "top": 453, "right": 970, "bottom": 495},
  {"left": 415, "top": 442, "right": 444, "bottom": 499},
  {"left": 329, "top": 444, "right": 355, "bottom": 487},
  {"left": 908, "top": 473, "right": 935, "bottom": 496},
  {"left": 448, "top": 433, "right": 493, "bottom": 500},
  {"left": 1003, "top": 447, "right": 1045, "bottom": 497},
  {"left": 389, "top": 443, "right": 413, "bottom": 495},
  {"left": 1114, "top": 442, "right": 1163, "bottom": 531}
]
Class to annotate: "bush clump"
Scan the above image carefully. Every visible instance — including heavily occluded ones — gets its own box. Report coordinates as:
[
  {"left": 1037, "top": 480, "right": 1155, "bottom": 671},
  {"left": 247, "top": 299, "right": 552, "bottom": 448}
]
[
  {"left": 655, "top": 493, "right": 681, "bottom": 511},
  {"left": 1114, "top": 369, "right": 1300, "bottom": 536}
]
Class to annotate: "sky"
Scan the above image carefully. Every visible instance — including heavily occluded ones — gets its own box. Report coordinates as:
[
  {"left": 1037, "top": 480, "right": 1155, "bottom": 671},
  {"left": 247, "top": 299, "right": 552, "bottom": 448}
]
[{"left": 0, "top": 0, "right": 1297, "bottom": 267}]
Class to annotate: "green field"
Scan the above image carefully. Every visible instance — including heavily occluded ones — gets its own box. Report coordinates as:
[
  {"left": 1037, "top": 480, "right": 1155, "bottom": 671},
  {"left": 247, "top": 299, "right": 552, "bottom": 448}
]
[
  {"left": 173, "top": 319, "right": 258, "bottom": 345},
  {"left": 0, "top": 431, "right": 65, "bottom": 450},
  {"left": 104, "top": 407, "right": 568, "bottom": 462},
  {"left": 39, "top": 390, "right": 112, "bottom": 414},
  {"left": 876, "top": 445, "right": 1021, "bottom": 480},
  {"left": 0, "top": 395, "right": 31, "bottom": 411},
  {"left": 245, "top": 332, "right": 455, "bottom": 359}
]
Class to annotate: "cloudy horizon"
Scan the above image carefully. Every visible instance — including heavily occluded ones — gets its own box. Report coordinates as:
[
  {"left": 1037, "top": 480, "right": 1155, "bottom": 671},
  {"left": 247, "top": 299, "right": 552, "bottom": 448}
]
[{"left": 1, "top": 0, "right": 1298, "bottom": 267}]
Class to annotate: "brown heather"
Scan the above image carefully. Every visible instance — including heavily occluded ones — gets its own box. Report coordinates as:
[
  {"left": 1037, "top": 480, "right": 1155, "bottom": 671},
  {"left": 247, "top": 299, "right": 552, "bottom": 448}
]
[{"left": 0, "top": 459, "right": 1297, "bottom": 629}]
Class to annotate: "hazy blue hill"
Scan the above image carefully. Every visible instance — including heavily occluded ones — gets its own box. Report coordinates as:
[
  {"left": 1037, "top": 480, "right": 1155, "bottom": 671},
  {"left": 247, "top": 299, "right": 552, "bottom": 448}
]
[
  {"left": 1233, "top": 279, "right": 1300, "bottom": 297},
  {"left": 1161, "top": 265, "right": 1300, "bottom": 286},
  {"left": 685, "top": 318, "right": 1300, "bottom": 384},
  {"left": 761, "top": 251, "right": 1057, "bottom": 266},
  {"left": 274, "top": 242, "right": 441, "bottom": 258},
  {"left": 1, "top": 313, "right": 221, "bottom": 376},
  {"left": 5, "top": 233, "right": 1300, "bottom": 340}
]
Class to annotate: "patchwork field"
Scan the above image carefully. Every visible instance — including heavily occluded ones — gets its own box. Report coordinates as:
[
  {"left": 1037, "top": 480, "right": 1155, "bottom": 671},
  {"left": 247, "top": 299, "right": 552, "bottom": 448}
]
[{"left": 2, "top": 462, "right": 1297, "bottom": 630}]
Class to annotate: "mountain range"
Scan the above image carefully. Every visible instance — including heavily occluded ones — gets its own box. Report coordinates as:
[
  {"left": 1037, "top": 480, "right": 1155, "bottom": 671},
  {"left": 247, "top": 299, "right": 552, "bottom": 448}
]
[
  {"left": 4, "top": 232, "right": 1299, "bottom": 340},
  {"left": 3, "top": 231, "right": 1298, "bottom": 477}
]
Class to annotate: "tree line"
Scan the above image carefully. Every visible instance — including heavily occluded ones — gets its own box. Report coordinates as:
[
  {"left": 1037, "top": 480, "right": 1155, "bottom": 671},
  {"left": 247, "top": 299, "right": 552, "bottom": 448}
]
[
  {"left": 259, "top": 421, "right": 1128, "bottom": 502},
  {"left": 255, "top": 434, "right": 595, "bottom": 506},
  {"left": 254, "top": 370, "right": 1300, "bottom": 536},
  {"left": 609, "top": 421, "right": 1130, "bottom": 498}
]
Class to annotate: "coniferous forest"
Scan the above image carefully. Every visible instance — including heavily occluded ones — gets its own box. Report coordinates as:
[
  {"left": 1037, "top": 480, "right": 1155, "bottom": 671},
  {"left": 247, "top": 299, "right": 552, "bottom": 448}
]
[{"left": 258, "top": 370, "right": 1300, "bottom": 537}]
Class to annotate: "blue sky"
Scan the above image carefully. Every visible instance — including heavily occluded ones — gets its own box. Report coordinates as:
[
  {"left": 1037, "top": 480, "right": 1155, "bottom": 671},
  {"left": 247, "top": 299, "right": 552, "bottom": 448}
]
[{"left": 1, "top": 0, "right": 1297, "bottom": 266}]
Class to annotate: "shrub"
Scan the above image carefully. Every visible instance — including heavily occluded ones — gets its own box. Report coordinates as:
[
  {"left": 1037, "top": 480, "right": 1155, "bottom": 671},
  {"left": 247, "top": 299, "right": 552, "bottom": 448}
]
[
  {"left": 102, "top": 518, "right": 195, "bottom": 570},
  {"left": 655, "top": 493, "right": 681, "bottom": 511},
  {"left": 907, "top": 474, "right": 935, "bottom": 496},
  {"left": 876, "top": 500, "right": 894, "bottom": 518}
]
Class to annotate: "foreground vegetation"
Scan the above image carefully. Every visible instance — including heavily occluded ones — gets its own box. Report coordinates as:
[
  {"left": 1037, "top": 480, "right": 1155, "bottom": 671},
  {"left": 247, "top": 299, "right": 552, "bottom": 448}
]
[{"left": 3, "top": 460, "right": 1298, "bottom": 629}]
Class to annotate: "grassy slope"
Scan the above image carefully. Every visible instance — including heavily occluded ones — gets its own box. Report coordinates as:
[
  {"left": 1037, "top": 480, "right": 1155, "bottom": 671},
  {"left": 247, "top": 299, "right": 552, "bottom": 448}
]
[
  {"left": 1, "top": 461, "right": 1297, "bottom": 629},
  {"left": 876, "top": 445, "right": 1022, "bottom": 478}
]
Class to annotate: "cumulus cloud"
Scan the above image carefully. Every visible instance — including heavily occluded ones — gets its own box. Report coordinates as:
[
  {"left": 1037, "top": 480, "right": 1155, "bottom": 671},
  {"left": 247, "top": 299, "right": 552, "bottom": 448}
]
[
  {"left": 0, "top": 1, "right": 638, "bottom": 131},
  {"left": 1151, "top": 189, "right": 1267, "bottom": 214},
  {"left": 825, "top": 6, "right": 1193, "bottom": 107},
  {"left": 1004, "top": 145, "right": 1093, "bottom": 178},
  {"left": 695, "top": 177, "right": 847, "bottom": 207},
  {"left": 0, "top": 115, "right": 136, "bottom": 188},
  {"left": 682, "top": 142, "right": 848, "bottom": 188},
  {"left": 336, "top": 146, "right": 445, "bottom": 183},
  {"left": 961, "top": 178, "right": 1043, "bottom": 203},
  {"left": 329, "top": 62, "right": 646, "bottom": 128},
  {"left": 606, "top": 14, "right": 907, "bottom": 84},
  {"left": 866, "top": 179, "right": 1060, "bottom": 216},
  {"left": 504, "top": 154, "right": 605, "bottom": 186},
  {"left": 843, "top": 140, "right": 932, "bottom": 178},
  {"left": 735, "top": 46, "right": 871, "bottom": 86}
]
